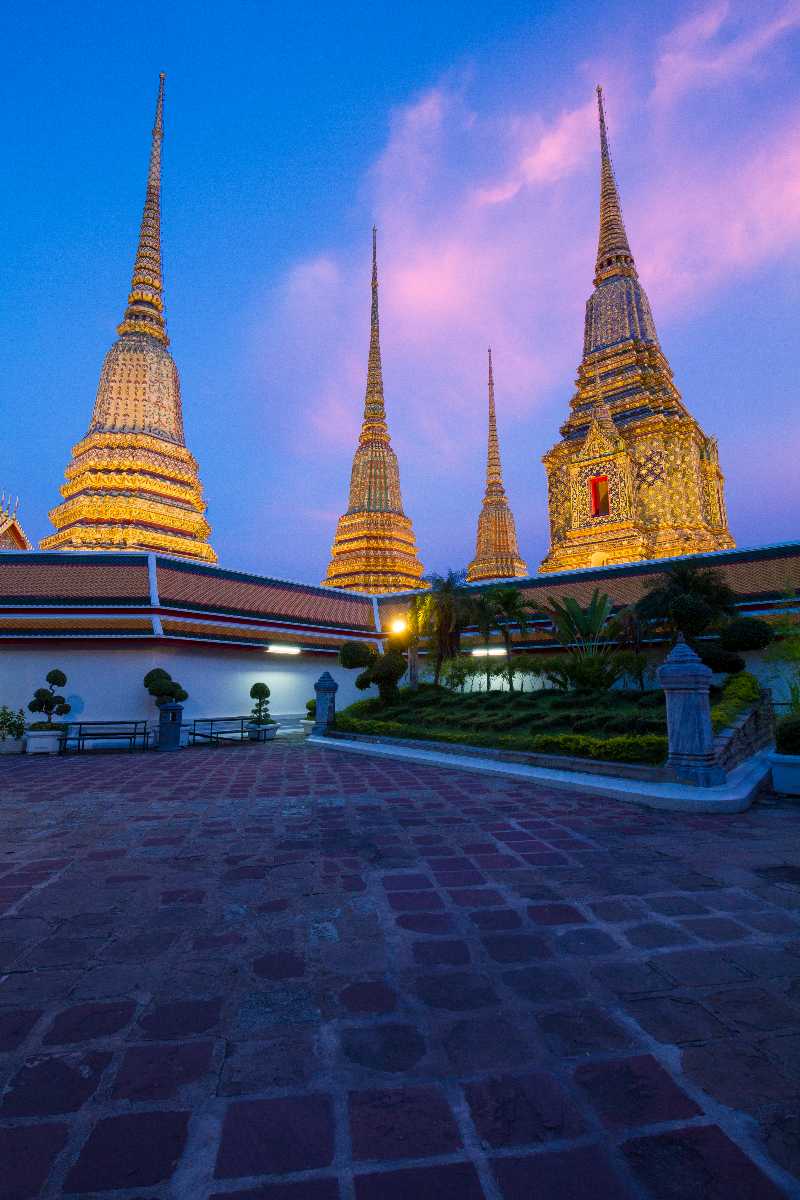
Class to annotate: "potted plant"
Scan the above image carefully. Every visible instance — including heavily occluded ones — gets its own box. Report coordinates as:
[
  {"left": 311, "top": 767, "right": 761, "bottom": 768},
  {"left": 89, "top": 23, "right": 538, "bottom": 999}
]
[
  {"left": 0, "top": 706, "right": 26, "bottom": 755},
  {"left": 247, "top": 683, "right": 277, "bottom": 742},
  {"left": 144, "top": 669, "right": 188, "bottom": 751},
  {"left": 301, "top": 698, "right": 316, "bottom": 735},
  {"left": 769, "top": 715, "right": 800, "bottom": 796},
  {"left": 26, "top": 670, "right": 71, "bottom": 754}
]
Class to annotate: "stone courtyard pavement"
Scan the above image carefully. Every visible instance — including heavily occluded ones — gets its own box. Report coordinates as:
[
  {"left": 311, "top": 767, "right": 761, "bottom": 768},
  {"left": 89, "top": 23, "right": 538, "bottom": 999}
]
[{"left": 1, "top": 743, "right": 800, "bottom": 1200}]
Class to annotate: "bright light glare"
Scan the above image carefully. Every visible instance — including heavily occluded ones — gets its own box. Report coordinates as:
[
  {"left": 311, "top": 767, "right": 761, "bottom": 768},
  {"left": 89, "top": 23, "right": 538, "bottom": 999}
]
[
  {"left": 389, "top": 617, "right": 408, "bottom": 635},
  {"left": 266, "top": 644, "right": 301, "bottom": 655},
  {"left": 471, "top": 648, "right": 507, "bottom": 657}
]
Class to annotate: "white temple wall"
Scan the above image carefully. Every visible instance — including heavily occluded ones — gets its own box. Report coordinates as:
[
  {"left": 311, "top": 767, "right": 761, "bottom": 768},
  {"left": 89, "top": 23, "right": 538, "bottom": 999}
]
[{"left": 0, "top": 640, "right": 372, "bottom": 723}]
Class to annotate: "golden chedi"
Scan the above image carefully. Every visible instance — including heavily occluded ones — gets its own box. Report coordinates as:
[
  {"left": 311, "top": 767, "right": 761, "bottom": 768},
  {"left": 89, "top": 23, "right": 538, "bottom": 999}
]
[
  {"left": 42, "top": 75, "right": 216, "bottom": 563},
  {"left": 540, "top": 87, "right": 734, "bottom": 573},
  {"left": 467, "top": 349, "right": 527, "bottom": 582},
  {"left": 323, "top": 228, "right": 426, "bottom": 593}
]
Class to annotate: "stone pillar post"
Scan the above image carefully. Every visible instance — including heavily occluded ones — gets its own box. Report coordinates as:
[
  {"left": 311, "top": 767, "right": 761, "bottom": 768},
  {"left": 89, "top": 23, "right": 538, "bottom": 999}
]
[
  {"left": 313, "top": 672, "right": 339, "bottom": 735},
  {"left": 157, "top": 702, "right": 183, "bottom": 752},
  {"left": 657, "top": 637, "right": 725, "bottom": 786}
]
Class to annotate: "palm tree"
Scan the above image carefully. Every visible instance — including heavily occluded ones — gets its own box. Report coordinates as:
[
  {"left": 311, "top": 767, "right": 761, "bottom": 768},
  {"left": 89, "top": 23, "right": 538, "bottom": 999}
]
[
  {"left": 423, "top": 570, "right": 471, "bottom": 686},
  {"left": 405, "top": 593, "right": 430, "bottom": 691},
  {"left": 636, "top": 563, "right": 736, "bottom": 640},
  {"left": 485, "top": 585, "right": 533, "bottom": 691},
  {"left": 469, "top": 591, "right": 499, "bottom": 692},
  {"left": 539, "top": 588, "right": 614, "bottom": 656}
]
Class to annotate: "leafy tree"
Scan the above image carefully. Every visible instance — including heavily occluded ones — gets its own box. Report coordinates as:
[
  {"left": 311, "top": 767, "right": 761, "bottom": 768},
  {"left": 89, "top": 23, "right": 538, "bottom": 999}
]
[
  {"left": 422, "top": 570, "right": 472, "bottom": 686},
  {"left": 143, "top": 668, "right": 188, "bottom": 707},
  {"left": 249, "top": 682, "right": 273, "bottom": 725},
  {"left": 28, "top": 669, "right": 71, "bottom": 725},
  {"left": 636, "top": 563, "right": 736, "bottom": 639}
]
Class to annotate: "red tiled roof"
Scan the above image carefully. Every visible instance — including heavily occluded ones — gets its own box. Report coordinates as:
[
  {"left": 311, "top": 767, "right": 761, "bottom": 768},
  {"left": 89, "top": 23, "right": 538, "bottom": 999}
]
[
  {"left": 156, "top": 563, "right": 375, "bottom": 630},
  {"left": 161, "top": 618, "right": 346, "bottom": 650},
  {"left": 0, "top": 556, "right": 150, "bottom": 604}
]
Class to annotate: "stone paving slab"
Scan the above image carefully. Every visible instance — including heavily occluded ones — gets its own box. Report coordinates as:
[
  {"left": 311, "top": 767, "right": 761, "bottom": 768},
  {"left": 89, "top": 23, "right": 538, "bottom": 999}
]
[{"left": 0, "top": 742, "right": 799, "bottom": 1198}]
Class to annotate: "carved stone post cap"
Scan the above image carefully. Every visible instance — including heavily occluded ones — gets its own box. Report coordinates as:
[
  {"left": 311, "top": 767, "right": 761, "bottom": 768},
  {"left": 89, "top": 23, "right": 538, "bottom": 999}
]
[
  {"left": 657, "top": 635, "right": 713, "bottom": 688},
  {"left": 314, "top": 671, "right": 339, "bottom": 693}
]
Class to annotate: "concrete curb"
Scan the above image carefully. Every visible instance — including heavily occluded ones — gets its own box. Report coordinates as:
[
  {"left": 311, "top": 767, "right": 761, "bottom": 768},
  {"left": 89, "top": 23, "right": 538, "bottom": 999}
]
[{"left": 308, "top": 736, "right": 772, "bottom": 814}]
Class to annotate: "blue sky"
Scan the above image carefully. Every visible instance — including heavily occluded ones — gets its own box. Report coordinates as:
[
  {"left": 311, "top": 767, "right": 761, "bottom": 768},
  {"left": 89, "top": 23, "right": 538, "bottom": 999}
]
[{"left": 3, "top": 0, "right": 799, "bottom": 582}]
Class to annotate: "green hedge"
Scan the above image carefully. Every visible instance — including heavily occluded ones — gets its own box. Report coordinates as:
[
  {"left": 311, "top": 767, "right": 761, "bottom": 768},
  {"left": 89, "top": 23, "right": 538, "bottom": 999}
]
[
  {"left": 775, "top": 715, "right": 800, "bottom": 755},
  {"left": 333, "top": 715, "right": 666, "bottom": 765},
  {"left": 711, "top": 671, "right": 761, "bottom": 733}
]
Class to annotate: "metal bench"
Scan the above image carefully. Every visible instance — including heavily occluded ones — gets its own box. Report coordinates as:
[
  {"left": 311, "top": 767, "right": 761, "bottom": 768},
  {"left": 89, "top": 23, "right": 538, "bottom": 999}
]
[
  {"left": 63, "top": 720, "right": 152, "bottom": 753},
  {"left": 188, "top": 716, "right": 249, "bottom": 746}
]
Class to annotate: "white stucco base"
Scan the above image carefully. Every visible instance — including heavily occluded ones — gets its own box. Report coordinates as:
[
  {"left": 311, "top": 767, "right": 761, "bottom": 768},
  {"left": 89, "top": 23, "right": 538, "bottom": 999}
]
[{"left": 0, "top": 641, "right": 372, "bottom": 723}]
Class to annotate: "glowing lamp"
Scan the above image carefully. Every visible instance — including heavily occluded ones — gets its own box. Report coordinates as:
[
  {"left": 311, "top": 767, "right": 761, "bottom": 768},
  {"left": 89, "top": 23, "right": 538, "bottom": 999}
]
[
  {"left": 266, "top": 644, "right": 301, "bottom": 655},
  {"left": 471, "top": 648, "right": 507, "bottom": 657},
  {"left": 389, "top": 617, "right": 408, "bottom": 635}
]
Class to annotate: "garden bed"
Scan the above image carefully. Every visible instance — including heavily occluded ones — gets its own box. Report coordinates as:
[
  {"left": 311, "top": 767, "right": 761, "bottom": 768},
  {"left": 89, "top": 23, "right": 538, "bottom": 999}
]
[{"left": 335, "top": 685, "right": 669, "bottom": 765}]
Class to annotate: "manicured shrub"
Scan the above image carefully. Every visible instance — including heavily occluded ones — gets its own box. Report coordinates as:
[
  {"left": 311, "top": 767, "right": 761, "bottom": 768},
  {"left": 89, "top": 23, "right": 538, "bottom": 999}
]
[
  {"left": 333, "top": 715, "right": 667, "bottom": 764},
  {"left": 339, "top": 641, "right": 377, "bottom": 669},
  {"left": 249, "top": 682, "right": 274, "bottom": 725},
  {"left": 28, "top": 669, "right": 71, "bottom": 726},
  {"left": 638, "top": 690, "right": 665, "bottom": 708},
  {"left": 531, "top": 732, "right": 667, "bottom": 765},
  {"left": 711, "top": 671, "right": 761, "bottom": 732},
  {"left": 695, "top": 645, "right": 745, "bottom": 675},
  {"left": 775, "top": 715, "right": 800, "bottom": 755},
  {"left": 143, "top": 668, "right": 188, "bottom": 707},
  {"left": 306, "top": 698, "right": 316, "bottom": 717},
  {"left": 720, "top": 617, "right": 773, "bottom": 652}
]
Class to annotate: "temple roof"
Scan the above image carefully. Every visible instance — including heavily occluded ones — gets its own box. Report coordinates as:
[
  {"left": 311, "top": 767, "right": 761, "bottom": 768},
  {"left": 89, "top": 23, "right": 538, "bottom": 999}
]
[{"left": 0, "top": 495, "right": 32, "bottom": 550}]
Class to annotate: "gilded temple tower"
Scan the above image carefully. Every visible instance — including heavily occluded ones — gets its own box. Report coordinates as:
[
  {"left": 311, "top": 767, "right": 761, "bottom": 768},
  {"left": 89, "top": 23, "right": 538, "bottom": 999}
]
[
  {"left": 467, "top": 349, "right": 528, "bottom": 582},
  {"left": 42, "top": 75, "right": 216, "bottom": 562},
  {"left": 540, "top": 87, "right": 733, "bottom": 572},
  {"left": 323, "top": 229, "right": 426, "bottom": 593}
]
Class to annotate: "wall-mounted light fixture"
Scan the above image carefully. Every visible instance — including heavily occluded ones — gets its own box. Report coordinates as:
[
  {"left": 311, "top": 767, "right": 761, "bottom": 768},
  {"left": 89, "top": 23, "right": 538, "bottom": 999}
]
[
  {"left": 471, "top": 647, "right": 507, "bottom": 657},
  {"left": 389, "top": 617, "right": 408, "bottom": 635},
  {"left": 266, "top": 644, "right": 301, "bottom": 655}
]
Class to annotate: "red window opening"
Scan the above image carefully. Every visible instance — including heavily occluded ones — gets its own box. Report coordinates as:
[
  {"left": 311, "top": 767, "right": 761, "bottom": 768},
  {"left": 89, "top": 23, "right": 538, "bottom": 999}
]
[{"left": 589, "top": 475, "right": 610, "bottom": 517}]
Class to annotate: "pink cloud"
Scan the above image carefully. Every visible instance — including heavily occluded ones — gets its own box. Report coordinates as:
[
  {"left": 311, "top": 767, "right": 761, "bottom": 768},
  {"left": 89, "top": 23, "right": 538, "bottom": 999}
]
[{"left": 651, "top": 0, "right": 800, "bottom": 108}]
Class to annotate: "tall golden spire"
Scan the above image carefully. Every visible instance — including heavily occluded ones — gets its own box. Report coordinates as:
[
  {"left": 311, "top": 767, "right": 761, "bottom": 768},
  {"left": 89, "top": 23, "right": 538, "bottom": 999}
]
[
  {"left": 467, "top": 349, "right": 528, "bottom": 583},
  {"left": 594, "top": 85, "right": 635, "bottom": 286},
  {"left": 362, "top": 225, "right": 388, "bottom": 439},
  {"left": 323, "top": 228, "right": 426, "bottom": 593},
  {"left": 539, "top": 86, "right": 733, "bottom": 573},
  {"left": 117, "top": 73, "right": 169, "bottom": 345},
  {"left": 485, "top": 348, "right": 503, "bottom": 494},
  {"left": 42, "top": 73, "right": 216, "bottom": 563}
]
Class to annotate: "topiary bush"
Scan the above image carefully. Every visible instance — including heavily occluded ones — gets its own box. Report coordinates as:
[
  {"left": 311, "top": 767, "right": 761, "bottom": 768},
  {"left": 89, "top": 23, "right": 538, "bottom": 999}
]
[
  {"left": 28, "top": 669, "right": 71, "bottom": 728},
  {"left": 720, "top": 617, "right": 773, "bottom": 652},
  {"left": 144, "top": 668, "right": 188, "bottom": 707},
  {"left": 339, "top": 641, "right": 378, "bottom": 670},
  {"left": 775, "top": 715, "right": 800, "bottom": 755},
  {"left": 249, "top": 682, "right": 274, "bottom": 725},
  {"left": 695, "top": 645, "right": 745, "bottom": 675},
  {"left": 306, "top": 698, "right": 316, "bottom": 717}
]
